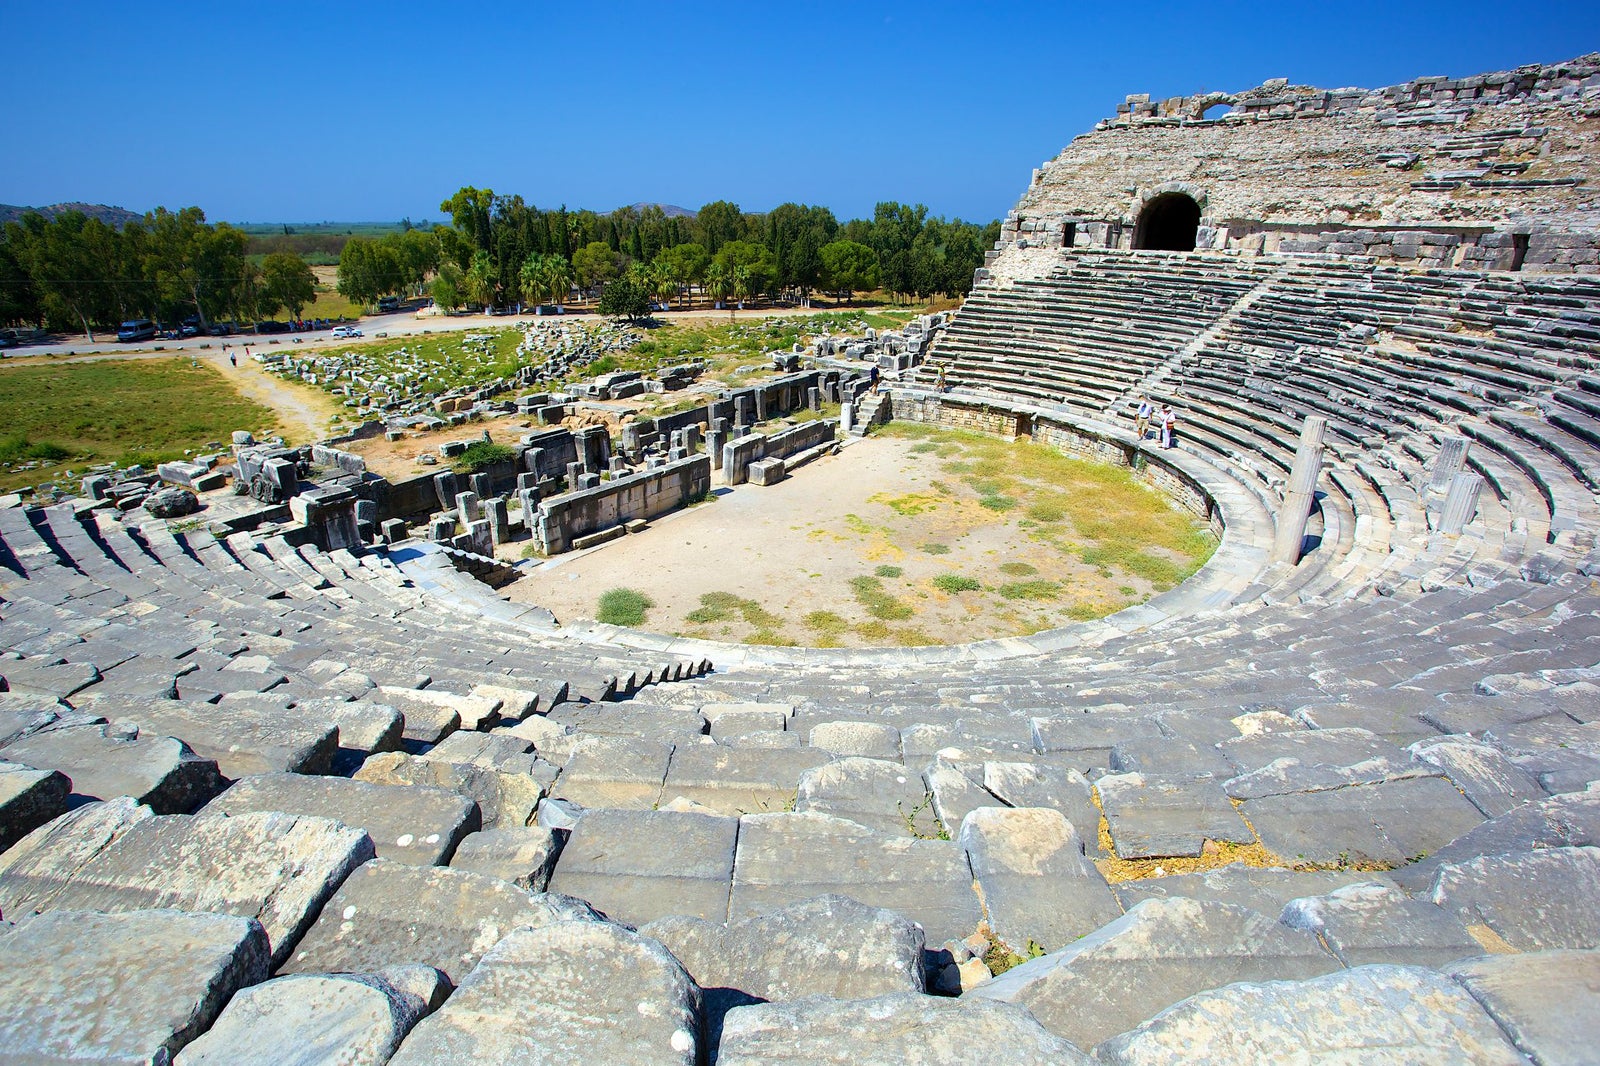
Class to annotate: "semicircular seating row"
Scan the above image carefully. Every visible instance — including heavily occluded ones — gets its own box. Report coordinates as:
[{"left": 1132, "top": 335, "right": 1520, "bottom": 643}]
[{"left": 0, "top": 249, "right": 1597, "bottom": 1062}]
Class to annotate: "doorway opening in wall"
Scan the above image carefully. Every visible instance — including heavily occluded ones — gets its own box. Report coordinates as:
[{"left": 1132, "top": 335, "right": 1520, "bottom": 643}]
[
  {"left": 1511, "top": 233, "right": 1530, "bottom": 272},
  {"left": 1133, "top": 193, "right": 1201, "bottom": 252}
]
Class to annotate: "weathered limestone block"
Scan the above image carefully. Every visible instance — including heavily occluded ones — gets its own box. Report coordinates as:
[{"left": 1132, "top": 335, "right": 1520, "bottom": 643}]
[
  {"left": 290, "top": 696, "right": 404, "bottom": 773},
  {"left": 959, "top": 807, "right": 1120, "bottom": 952},
  {"left": 796, "top": 756, "right": 943, "bottom": 838},
  {"left": 373, "top": 685, "right": 474, "bottom": 743},
  {"left": 1218, "top": 725, "right": 1416, "bottom": 775},
  {"left": 1391, "top": 788, "right": 1600, "bottom": 893},
  {"left": 355, "top": 750, "right": 549, "bottom": 831},
  {"left": 0, "top": 758, "right": 69, "bottom": 851},
  {"left": 548, "top": 807, "right": 738, "bottom": 925},
  {"left": 95, "top": 696, "right": 338, "bottom": 779},
  {"left": 449, "top": 825, "right": 566, "bottom": 891},
  {"left": 982, "top": 760, "right": 1103, "bottom": 852},
  {"left": 0, "top": 719, "right": 224, "bottom": 813},
  {"left": 1114, "top": 864, "right": 1396, "bottom": 916},
  {"left": 660, "top": 743, "right": 827, "bottom": 815},
  {"left": 1095, "top": 965, "right": 1523, "bottom": 1065},
  {"left": 730, "top": 811, "right": 981, "bottom": 945},
  {"left": 717, "top": 993, "right": 1092, "bottom": 1065},
  {"left": 1447, "top": 949, "right": 1600, "bottom": 1066},
  {"left": 809, "top": 720, "right": 902, "bottom": 760},
  {"left": 703, "top": 702, "right": 790, "bottom": 739},
  {"left": 1280, "top": 880, "right": 1486, "bottom": 968},
  {"left": 924, "top": 760, "right": 1000, "bottom": 829},
  {"left": 1095, "top": 772, "right": 1253, "bottom": 858},
  {"left": 967, "top": 897, "right": 1339, "bottom": 1050},
  {"left": 469, "top": 683, "right": 541, "bottom": 722},
  {"left": 0, "top": 799, "right": 372, "bottom": 966},
  {"left": 282, "top": 859, "right": 598, "bottom": 984},
  {"left": 551, "top": 735, "right": 674, "bottom": 809},
  {"left": 1410, "top": 735, "right": 1547, "bottom": 817},
  {"left": 175, "top": 968, "right": 442, "bottom": 1066},
  {"left": 206, "top": 772, "right": 479, "bottom": 866},
  {"left": 387, "top": 921, "right": 702, "bottom": 1065},
  {"left": 1430, "top": 846, "right": 1600, "bottom": 950},
  {"left": 643, "top": 894, "right": 925, "bottom": 1038},
  {"left": 0, "top": 909, "right": 271, "bottom": 1065},
  {"left": 1241, "top": 775, "right": 1484, "bottom": 866}
]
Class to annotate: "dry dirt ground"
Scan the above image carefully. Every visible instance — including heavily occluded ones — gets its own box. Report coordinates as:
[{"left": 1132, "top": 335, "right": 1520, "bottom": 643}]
[{"left": 505, "top": 433, "right": 1203, "bottom": 649}]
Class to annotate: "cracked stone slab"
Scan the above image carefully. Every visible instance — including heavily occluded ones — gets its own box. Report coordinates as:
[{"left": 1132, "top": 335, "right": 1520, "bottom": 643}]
[
  {"left": 1280, "top": 879, "right": 1487, "bottom": 968},
  {"left": 387, "top": 920, "right": 701, "bottom": 1065},
  {"left": 448, "top": 825, "right": 565, "bottom": 891},
  {"left": 550, "top": 735, "right": 674, "bottom": 810},
  {"left": 1031, "top": 713, "right": 1163, "bottom": 772},
  {"left": 281, "top": 858, "right": 599, "bottom": 984},
  {"left": 959, "top": 806, "right": 1121, "bottom": 952},
  {"left": 0, "top": 719, "right": 224, "bottom": 813},
  {"left": 1430, "top": 846, "right": 1600, "bottom": 951},
  {"left": 1095, "top": 964, "right": 1523, "bottom": 1065},
  {"left": 967, "top": 896, "right": 1339, "bottom": 1050},
  {"left": 1240, "top": 775, "right": 1484, "bottom": 866},
  {"left": 1112, "top": 864, "right": 1398, "bottom": 915},
  {"left": 547, "top": 807, "right": 738, "bottom": 926},
  {"left": 175, "top": 967, "right": 442, "bottom": 1066},
  {"left": 731, "top": 811, "right": 982, "bottom": 945},
  {"left": 354, "top": 751, "right": 550, "bottom": 832},
  {"left": 796, "top": 756, "right": 942, "bottom": 838},
  {"left": 1096, "top": 772, "right": 1253, "bottom": 859},
  {"left": 808, "top": 721, "right": 902, "bottom": 760},
  {"left": 982, "top": 760, "right": 1103, "bottom": 854},
  {"left": 377, "top": 685, "right": 499, "bottom": 739},
  {"left": 206, "top": 772, "right": 479, "bottom": 865},
  {"left": 1218, "top": 726, "right": 1419, "bottom": 776},
  {"left": 1411, "top": 735, "right": 1547, "bottom": 817},
  {"left": 1391, "top": 787, "right": 1600, "bottom": 893},
  {"left": 717, "top": 992, "right": 1093, "bottom": 1065},
  {"left": 660, "top": 743, "right": 827, "bottom": 816},
  {"left": 86, "top": 695, "right": 339, "bottom": 779},
  {"left": 0, "top": 908, "right": 270, "bottom": 1066},
  {"left": 1447, "top": 949, "right": 1600, "bottom": 1066},
  {"left": 0, "top": 798, "right": 372, "bottom": 967}
]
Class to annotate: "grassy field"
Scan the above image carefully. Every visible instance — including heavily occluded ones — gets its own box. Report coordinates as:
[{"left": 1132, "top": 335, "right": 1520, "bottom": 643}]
[{"left": 0, "top": 359, "right": 280, "bottom": 492}]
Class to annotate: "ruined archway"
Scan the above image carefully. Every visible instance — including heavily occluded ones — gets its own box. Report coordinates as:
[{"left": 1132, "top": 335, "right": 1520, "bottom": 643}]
[{"left": 1133, "top": 192, "right": 1201, "bottom": 251}]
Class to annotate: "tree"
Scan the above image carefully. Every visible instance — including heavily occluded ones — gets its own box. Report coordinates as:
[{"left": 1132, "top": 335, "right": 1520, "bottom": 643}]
[
  {"left": 16, "top": 212, "right": 116, "bottom": 339},
  {"left": 572, "top": 241, "right": 619, "bottom": 294},
  {"left": 337, "top": 236, "right": 395, "bottom": 309},
  {"left": 695, "top": 200, "right": 744, "bottom": 254},
  {"left": 431, "top": 261, "right": 464, "bottom": 311},
  {"left": 439, "top": 186, "right": 496, "bottom": 254},
  {"left": 597, "top": 274, "right": 650, "bottom": 323},
  {"left": 712, "top": 240, "right": 775, "bottom": 298},
  {"left": 541, "top": 255, "right": 573, "bottom": 307},
  {"left": 704, "top": 262, "right": 733, "bottom": 309},
  {"left": 464, "top": 250, "right": 497, "bottom": 310},
  {"left": 144, "top": 207, "right": 248, "bottom": 328},
  {"left": 820, "top": 240, "right": 880, "bottom": 302},
  {"left": 259, "top": 253, "right": 316, "bottom": 320},
  {"left": 655, "top": 242, "right": 708, "bottom": 307}
]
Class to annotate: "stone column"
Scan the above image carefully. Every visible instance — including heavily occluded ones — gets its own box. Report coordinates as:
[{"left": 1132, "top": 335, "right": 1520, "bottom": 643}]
[
  {"left": 469, "top": 472, "right": 492, "bottom": 501},
  {"left": 429, "top": 515, "right": 456, "bottom": 542},
  {"left": 485, "top": 497, "right": 510, "bottom": 547},
  {"left": 1439, "top": 472, "right": 1484, "bottom": 535},
  {"left": 456, "top": 491, "right": 480, "bottom": 527},
  {"left": 840, "top": 400, "right": 855, "bottom": 436},
  {"left": 1271, "top": 416, "right": 1327, "bottom": 566},
  {"left": 432, "top": 471, "right": 459, "bottom": 510},
  {"left": 1428, "top": 437, "right": 1470, "bottom": 494},
  {"left": 706, "top": 428, "right": 727, "bottom": 471}
]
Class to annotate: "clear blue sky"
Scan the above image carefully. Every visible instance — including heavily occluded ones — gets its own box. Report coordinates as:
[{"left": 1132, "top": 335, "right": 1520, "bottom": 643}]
[{"left": 3, "top": 0, "right": 1596, "bottom": 225}]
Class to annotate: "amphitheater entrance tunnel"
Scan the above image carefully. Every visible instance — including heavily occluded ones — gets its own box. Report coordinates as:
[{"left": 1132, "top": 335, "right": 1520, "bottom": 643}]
[{"left": 1134, "top": 193, "right": 1201, "bottom": 252}]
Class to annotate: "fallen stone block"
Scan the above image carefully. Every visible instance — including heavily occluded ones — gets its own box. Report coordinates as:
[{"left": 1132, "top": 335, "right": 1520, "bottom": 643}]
[
  {"left": 959, "top": 806, "right": 1120, "bottom": 952},
  {"left": 0, "top": 758, "right": 69, "bottom": 852},
  {"left": 717, "top": 992, "right": 1093, "bottom": 1065},
  {"left": 1447, "top": 949, "right": 1600, "bottom": 1066},
  {"left": 0, "top": 798, "right": 373, "bottom": 967},
  {"left": 0, "top": 909, "right": 270, "bottom": 1065},
  {"left": 449, "top": 824, "right": 565, "bottom": 891},
  {"left": 967, "top": 896, "right": 1338, "bottom": 1050},
  {"left": 0, "top": 719, "right": 224, "bottom": 813},
  {"left": 982, "top": 760, "right": 1103, "bottom": 852},
  {"left": 730, "top": 811, "right": 981, "bottom": 945},
  {"left": 924, "top": 759, "right": 1001, "bottom": 828},
  {"left": 89, "top": 696, "right": 338, "bottom": 779},
  {"left": 1095, "top": 964, "right": 1523, "bottom": 1065},
  {"left": 374, "top": 686, "right": 472, "bottom": 743},
  {"left": 355, "top": 751, "right": 549, "bottom": 831},
  {"left": 206, "top": 772, "right": 478, "bottom": 866},
  {"left": 387, "top": 921, "right": 701, "bottom": 1065},
  {"left": 548, "top": 807, "right": 738, "bottom": 925},
  {"left": 175, "top": 967, "right": 443, "bottom": 1066},
  {"left": 1430, "top": 846, "right": 1600, "bottom": 950},
  {"left": 551, "top": 735, "right": 674, "bottom": 809},
  {"left": 1280, "top": 879, "right": 1487, "bottom": 968},
  {"left": 1096, "top": 772, "right": 1252, "bottom": 858},
  {"left": 281, "top": 858, "right": 598, "bottom": 984}
]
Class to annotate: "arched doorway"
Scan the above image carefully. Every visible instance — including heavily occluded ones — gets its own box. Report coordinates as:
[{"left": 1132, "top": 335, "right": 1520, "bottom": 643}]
[{"left": 1134, "top": 193, "right": 1201, "bottom": 251}]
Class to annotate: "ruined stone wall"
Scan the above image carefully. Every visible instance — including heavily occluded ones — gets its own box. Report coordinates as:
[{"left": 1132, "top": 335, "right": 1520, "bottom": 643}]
[
  {"left": 986, "top": 54, "right": 1600, "bottom": 280},
  {"left": 534, "top": 454, "right": 711, "bottom": 555}
]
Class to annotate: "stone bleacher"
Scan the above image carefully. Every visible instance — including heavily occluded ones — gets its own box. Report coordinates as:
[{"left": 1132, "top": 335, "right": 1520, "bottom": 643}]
[{"left": 2, "top": 244, "right": 1599, "bottom": 1060}]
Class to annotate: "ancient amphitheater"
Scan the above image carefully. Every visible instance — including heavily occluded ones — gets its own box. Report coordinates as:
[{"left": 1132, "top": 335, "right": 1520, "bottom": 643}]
[{"left": 4, "top": 55, "right": 1600, "bottom": 1064}]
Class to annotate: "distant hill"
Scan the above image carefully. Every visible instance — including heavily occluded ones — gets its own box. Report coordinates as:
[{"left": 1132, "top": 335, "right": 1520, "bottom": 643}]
[
  {"left": 630, "top": 202, "right": 696, "bottom": 219},
  {"left": 0, "top": 202, "right": 143, "bottom": 227}
]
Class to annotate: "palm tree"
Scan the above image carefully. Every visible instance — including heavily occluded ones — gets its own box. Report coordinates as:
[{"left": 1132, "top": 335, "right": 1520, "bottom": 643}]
[
  {"left": 651, "top": 263, "right": 676, "bottom": 311},
  {"left": 705, "top": 262, "right": 732, "bottom": 310},
  {"left": 731, "top": 265, "right": 753, "bottom": 311},
  {"left": 541, "top": 256, "right": 573, "bottom": 310}
]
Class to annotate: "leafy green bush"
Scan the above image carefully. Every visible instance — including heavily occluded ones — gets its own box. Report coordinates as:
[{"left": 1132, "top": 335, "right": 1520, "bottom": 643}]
[
  {"left": 999, "top": 561, "right": 1037, "bottom": 576},
  {"left": 932, "top": 574, "right": 981, "bottom": 593},
  {"left": 979, "top": 494, "right": 1017, "bottom": 511},
  {"left": 998, "top": 580, "right": 1061, "bottom": 601},
  {"left": 874, "top": 564, "right": 904, "bottom": 578},
  {"left": 596, "top": 588, "right": 653, "bottom": 626},
  {"left": 920, "top": 542, "right": 951, "bottom": 555},
  {"left": 453, "top": 440, "right": 515, "bottom": 474}
]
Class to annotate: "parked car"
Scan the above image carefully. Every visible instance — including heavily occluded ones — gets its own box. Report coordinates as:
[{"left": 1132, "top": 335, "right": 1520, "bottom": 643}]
[
  {"left": 377, "top": 296, "right": 400, "bottom": 312},
  {"left": 178, "top": 316, "right": 202, "bottom": 338},
  {"left": 209, "top": 322, "right": 236, "bottom": 337},
  {"left": 117, "top": 319, "right": 157, "bottom": 342},
  {"left": 330, "top": 325, "right": 363, "bottom": 339}
]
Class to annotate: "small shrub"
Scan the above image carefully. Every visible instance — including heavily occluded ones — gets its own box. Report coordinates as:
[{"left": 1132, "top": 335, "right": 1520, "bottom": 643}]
[
  {"left": 1027, "top": 502, "right": 1064, "bottom": 522},
  {"left": 453, "top": 440, "right": 515, "bottom": 474},
  {"left": 804, "top": 610, "right": 849, "bottom": 634},
  {"left": 875, "top": 564, "right": 904, "bottom": 578},
  {"left": 998, "top": 580, "right": 1061, "bottom": 601},
  {"left": 910, "top": 442, "right": 938, "bottom": 454},
  {"left": 979, "top": 494, "right": 1017, "bottom": 512},
  {"left": 933, "top": 574, "right": 981, "bottom": 593},
  {"left": 999, "top": 562, "right": 1037, "bottom": 576},
  {"left": 596, "top": 587, "right": 653, "bottom": 626},
  {"left": 685, "top": 590, "right": 742, "bottom": 624},
  {"left": 921, "top": 542, "right": 951, "bottom": 555}
]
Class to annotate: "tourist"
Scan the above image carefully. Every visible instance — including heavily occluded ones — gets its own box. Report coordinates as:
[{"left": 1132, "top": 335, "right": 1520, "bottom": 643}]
[
  {"left": 229, "top": 352, "right": 237, "bottom": 367},
  {"left": 936, "top": 365, "right": 948, "bottom": 393},
  {"left": 1136, "top": 397, "right": 1153, "bottom": 440},
  {"left": 1160, "top": 405, "right": 1177, "bottom": 449}
]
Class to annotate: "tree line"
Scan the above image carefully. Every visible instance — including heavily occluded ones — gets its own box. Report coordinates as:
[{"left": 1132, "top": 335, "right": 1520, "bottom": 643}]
[
  {"left": 0, "top": 207, "right": 318, "bottom": 339},
  {"left": 337, "top": 190, "right": 1000, "bottom": 312}
]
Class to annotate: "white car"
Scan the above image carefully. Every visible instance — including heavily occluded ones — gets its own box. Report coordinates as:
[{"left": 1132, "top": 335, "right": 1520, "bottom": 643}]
[{"left": 330, "top": 325, "right": 364, "bottom": 339}]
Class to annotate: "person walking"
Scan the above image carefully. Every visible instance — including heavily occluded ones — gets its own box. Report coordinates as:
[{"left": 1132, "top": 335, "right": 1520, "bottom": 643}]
[
  {"left": 1135, "top": 397, "right": 1153, "bottom": 440},
  {"left": 936, "top": 364, "right": 948, "bottom": 393},
  {"left": 1160, "top": 404, "right": 1177, "bottom": 449}
]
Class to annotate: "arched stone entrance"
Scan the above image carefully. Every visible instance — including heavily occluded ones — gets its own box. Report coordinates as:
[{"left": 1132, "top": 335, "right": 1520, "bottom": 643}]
[{"left": 1133, "top": 192, "right": 1201, "bottom": 251}]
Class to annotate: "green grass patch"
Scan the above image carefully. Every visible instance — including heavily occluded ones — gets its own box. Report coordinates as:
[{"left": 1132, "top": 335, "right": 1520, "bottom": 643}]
[
  {"left": 803, "top": 610, "right": 850, "bottom": 635},
  {"left": 932, "top": 574, "right": 981, "bottom": 593},
  {"left": 869, "top": 491, "right": 940, "bottom": 517},
  {"left": 910, "top": 442, "right": 938, "bottom": 454},
  {"left": 874, "top": 564, "right": 904, "bottom": 578},
  {"left": 998, "top": 580, "right": 1062, "bottom": 601},
  {"left": 920, "top": 542, "right": 951, "bottom": 555},
  {"left": 848, "top": 575, "right": 914, "bottom": 620},
  {"left": 979, "top": 494, "right": 1017, "bottom": 511},
  {"left": 596, "top": 587, "right": 654, "bottom": 626},
  {"left": 684, "top": 590, "right": 780, "bottom": 629},
  {"left": 744, "top": 628, "right": 798, "bottom": 646},
  {"left": 0, "top": 358, "right": 281, "bottom": 492},
  {"left": 999, "top": 562, "right": 1037, "bottom": 576}
]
